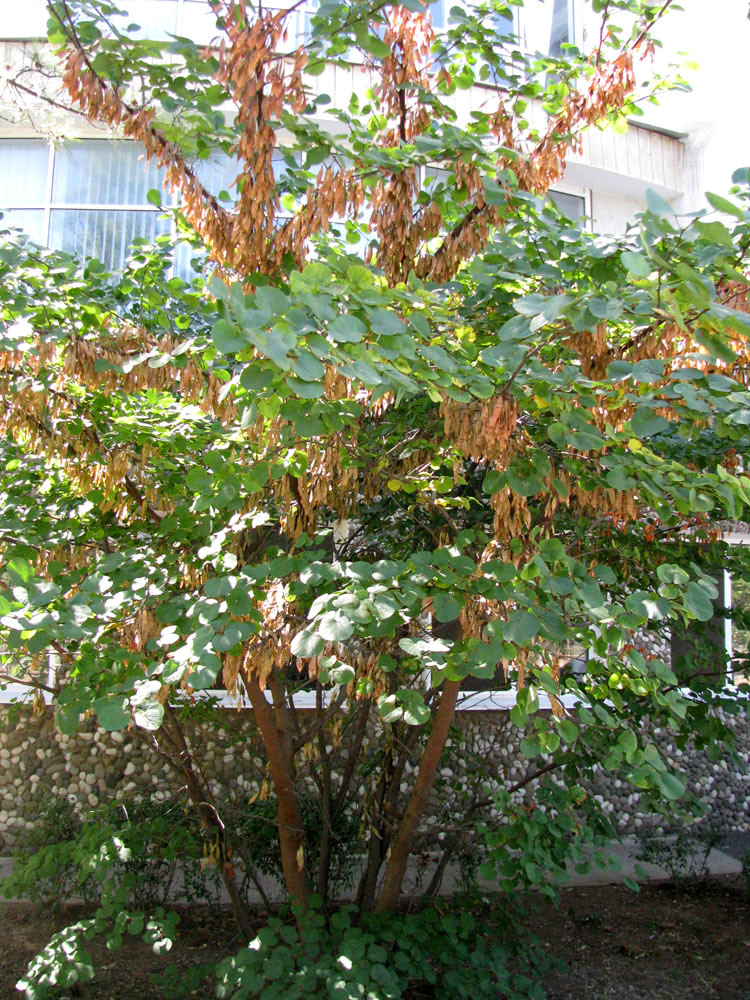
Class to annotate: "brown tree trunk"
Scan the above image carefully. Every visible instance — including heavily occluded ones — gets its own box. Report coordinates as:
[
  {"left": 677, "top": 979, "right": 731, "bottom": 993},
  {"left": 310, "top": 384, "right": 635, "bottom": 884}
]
[
  {"left": 314, "top": 683, "right": 333, "bottom": 908},
  {"left": 355, "top": 757, "right": 393, "bottom": 915},
  {"left": 243, "top": 670, "right": 310, "bottom": 910},
  {"left": 374, "top": 680, "right": 461, "bottom": 912},
  {"left": 157, "top": 707, "right": 258, "bottom": 937}
]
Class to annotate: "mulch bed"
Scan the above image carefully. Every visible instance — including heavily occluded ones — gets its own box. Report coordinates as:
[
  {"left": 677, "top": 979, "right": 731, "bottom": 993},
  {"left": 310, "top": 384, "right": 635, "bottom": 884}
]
[{"left": 2, "top": 875, "right": 749, "bottom": 999}]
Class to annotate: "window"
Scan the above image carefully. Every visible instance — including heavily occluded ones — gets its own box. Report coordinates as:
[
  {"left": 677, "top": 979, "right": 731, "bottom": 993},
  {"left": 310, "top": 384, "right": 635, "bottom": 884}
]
[
  {"left": 4, "top": 1, "right": 574, "bottom": 53},
  {"left": 111, "top": 0, "right": 219, "bottom": 43},
  {"left": 265, "top": 1, "right": 320, "bottom": 48},
  {"left": 1, "top": 0, "right": 218, "bottom": 44},
  {"left": 548, "top": 190, "right": 586, "bottom": 222},
  {"left": 0, "top": 138, "right": 313, "bottom": 275},
  {"left": 108, "top": 0, "right": 317, "bottom": 45},
  {"left": 520, "top": 0, "right": 574, "bottom": 58},
  {"left": 431, "top": 0, "right": 574, "bottom": 57},
  {"left": 0, "top": 139, "right": 289, "bottom": 274},
  {"left": 670, "top": 573, "right": 731, "bottom": 689},
  {"left": 0, "top": 139, "right": 171, "bottom": 271}
]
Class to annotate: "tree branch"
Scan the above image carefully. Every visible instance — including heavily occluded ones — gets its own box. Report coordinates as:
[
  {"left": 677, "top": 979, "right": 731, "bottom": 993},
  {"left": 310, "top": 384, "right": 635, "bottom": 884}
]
[{"left": 375, "top": 679, "right": 461, "bottom": 912}]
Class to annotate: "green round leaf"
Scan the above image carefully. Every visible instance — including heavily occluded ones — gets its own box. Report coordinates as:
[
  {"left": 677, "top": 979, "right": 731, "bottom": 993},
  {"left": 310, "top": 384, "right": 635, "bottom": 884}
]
[
  {"left": 290, "top": 629, "right": 325, "bottom": 658},
  {"left": 94, "top": 697, "right": 131, "bottom": 731},
  {"left": 432, "top": 591, "right": 464, "bottom": 622},
  {"left": 318, "top": 611, "right": 354, "bottom": 642},
  {"left": 133, "top": 701, "right": 164, "bottom": 731}
]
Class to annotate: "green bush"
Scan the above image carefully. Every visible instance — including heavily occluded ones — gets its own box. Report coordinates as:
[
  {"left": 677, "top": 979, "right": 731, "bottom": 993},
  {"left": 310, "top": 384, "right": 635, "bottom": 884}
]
[
  {"left": 213, "top": 899, "right": 548, "bottom": 1000},
  {"left": 0, "top": 794, "right": 97, "bottom": 907},
  {"left": 1, "top": 794, "right": 220, "bottom": 910},
  {"left": 4, "top": 790, "right": 362, "bottom": 912},
  {"left": 100, "top": 797, "right": 223, "bottom": 909},
  {"left": 8, "top": 801, "right": 553, "bottom": 1000},
  {"left": 231, "top": 794, "right": 360, "bottom": 897},
  {"left": 17, "top": 905, "right": 180, "bottom": 1000},
  {"left": 635, "top": 825, "right": 721, "bottom": 883}
]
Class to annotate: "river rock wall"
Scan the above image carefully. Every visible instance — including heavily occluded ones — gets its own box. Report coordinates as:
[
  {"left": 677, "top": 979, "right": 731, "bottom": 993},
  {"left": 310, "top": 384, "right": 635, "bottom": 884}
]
[{"left": 1, "top": 702, "right": 748, "bottom": 852}]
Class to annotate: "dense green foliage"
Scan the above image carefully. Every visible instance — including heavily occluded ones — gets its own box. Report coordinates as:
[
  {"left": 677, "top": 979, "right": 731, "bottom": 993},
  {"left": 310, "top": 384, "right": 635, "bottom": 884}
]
[
  {"left": 2, "top": 0, "right": 750, "bottom": 996},
  {"left": 213, "top": 901, "right": 549, "bottom": 1000}
]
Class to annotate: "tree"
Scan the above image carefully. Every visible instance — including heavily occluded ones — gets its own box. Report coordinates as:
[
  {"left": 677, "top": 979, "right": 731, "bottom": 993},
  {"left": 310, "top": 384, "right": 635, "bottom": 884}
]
[{"left": 2, "top": 0, "right": 750, "bottom": 995}]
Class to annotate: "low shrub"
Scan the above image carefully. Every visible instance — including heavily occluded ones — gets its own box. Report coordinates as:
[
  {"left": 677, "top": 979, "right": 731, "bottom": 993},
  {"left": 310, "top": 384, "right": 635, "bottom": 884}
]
[
  {"left": 635, "top": 825, "right": 721, "bottom": 883},
  {"left": 1, "top": 794, "right": 220, "bottom": 910},
  {"left": 0, "top": 794, "right": 96, "bottom": 907},
  {"left": 213, "top": 899, "right": 549, "bottom": 1000},
  {"left": 3, "top": 791, "right": 361, "bottom": 911},
  {"left": 231, "top": 794, "right": 360, "bottom": 897}
]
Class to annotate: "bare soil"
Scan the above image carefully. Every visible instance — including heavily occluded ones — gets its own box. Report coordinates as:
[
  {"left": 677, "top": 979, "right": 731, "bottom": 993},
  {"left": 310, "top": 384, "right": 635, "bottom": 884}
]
[
  {"left": 537, "top": 876, "right": 750, "bottom": 1000},
  {"left": 1, "top": 876, "right": 749, "bottom": 999}
]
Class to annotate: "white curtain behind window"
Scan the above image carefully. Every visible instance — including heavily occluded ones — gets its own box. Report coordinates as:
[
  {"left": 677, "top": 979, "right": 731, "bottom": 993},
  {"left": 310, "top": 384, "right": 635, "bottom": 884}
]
[
  {"left": 0, "top": 140, "right": 48, "bottom": 205},
  {"left": 52, "top": 141, "right": 165, "bottom": 205},
  {"left": 49, "top": 210, "right": 171, "bottom": 270}
]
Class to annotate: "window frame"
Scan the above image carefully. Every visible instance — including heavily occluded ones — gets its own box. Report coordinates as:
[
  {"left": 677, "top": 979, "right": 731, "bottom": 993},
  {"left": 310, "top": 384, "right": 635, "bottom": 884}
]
[
  {"left": 431, "top": 0, "right": 579, "bottom": 55},
  {"left": 0, "top": 136, "right": 173, "bottom": 268},
  {"left": 548, "top": 186, "right": 589, "bottom": 225}
]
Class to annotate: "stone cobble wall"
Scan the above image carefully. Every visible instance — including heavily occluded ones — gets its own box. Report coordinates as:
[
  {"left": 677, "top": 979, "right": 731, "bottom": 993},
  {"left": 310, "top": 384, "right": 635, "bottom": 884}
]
[
  {"left": 584, "top": 705, "right": 750, "bottom": 835},
  {"left": 1, "top": 701, "right": 748, "bottom": 852}
]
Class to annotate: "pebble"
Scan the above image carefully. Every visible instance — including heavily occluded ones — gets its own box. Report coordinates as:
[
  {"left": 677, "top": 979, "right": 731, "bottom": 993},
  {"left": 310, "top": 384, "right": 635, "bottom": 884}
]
[{"left": 0, "top": 692, "right": 749, "bottom": 852}]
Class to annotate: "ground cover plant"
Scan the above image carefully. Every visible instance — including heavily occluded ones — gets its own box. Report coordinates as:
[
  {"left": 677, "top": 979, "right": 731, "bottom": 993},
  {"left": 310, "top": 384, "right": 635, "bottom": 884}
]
[
  {"left": 2, "top": 875, "right": 750, "bottom": 1000},
  {"left": 1, "top": 0, "right": 750, "bottom": 995}
]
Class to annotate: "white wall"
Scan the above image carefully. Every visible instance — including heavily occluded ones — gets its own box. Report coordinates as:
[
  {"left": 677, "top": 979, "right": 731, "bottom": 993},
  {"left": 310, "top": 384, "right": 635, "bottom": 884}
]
[
  {"left": 639, "top": 0, "right": 750, "bottom": 209},
  {"left": 590, "top": 190, "right": 644, "bottom": 236},
  {"left": 3, "top": 2, "right": 48, "bottom": 39}
]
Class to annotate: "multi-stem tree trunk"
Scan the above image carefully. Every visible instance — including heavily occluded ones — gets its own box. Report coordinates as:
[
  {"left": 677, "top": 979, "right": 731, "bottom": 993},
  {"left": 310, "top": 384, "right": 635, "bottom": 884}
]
[
  {"left": 375, "top": 679, "right": 462, "bottom": 912},
  {"left": 237, "top": 672, "right": 462, "bottom": 916},
  {"left": 158, "top": 706, "right": 257, "bottom": 938},
  {"left": 243, "top": 670, "right": 310, "bottom": 910}
]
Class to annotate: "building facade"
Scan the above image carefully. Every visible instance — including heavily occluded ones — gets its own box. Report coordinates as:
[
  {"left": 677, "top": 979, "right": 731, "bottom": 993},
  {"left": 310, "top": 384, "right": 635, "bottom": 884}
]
[{"left": 4, "top": 0, "right": 737, "bottom": 269}]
